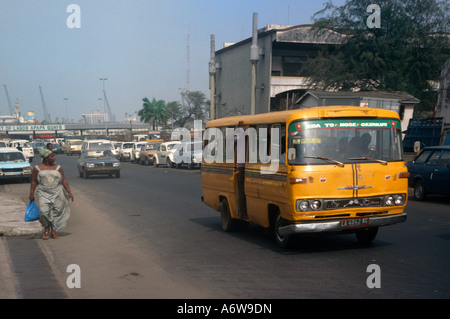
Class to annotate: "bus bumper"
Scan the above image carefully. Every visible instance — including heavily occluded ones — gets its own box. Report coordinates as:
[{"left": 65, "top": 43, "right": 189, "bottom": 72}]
[{"left": 278, "top": 213, "right": 407, "bottom": 236}]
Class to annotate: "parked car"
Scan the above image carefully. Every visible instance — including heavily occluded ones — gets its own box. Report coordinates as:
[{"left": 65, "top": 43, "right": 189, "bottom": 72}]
[
  {"left": 172, "top": 141, "right": 203, "bottom": 169},
  {"left": 152, "top": 141, "right": 181, "bottom": 167},
  {"left": 77, "top": 149, "right": 120, "bottom": 178},
  {"left": 81, "top": 139, "right": 114, "bottom": 152},
  {"left": 0, "top": 140, "right": 8, "bottom": 148},
  {"left": 8, "top": 139, "right": 34, "bottom": 162},
  {"left": 139, "top": 141, "right": 162, "bottom": 165},
  {"left": 32, "top": 141, "right": 46, "bottom": 155},
  {"left": 52, "top": 143, "right": 64, "bottom": 154},
  {"left": 0, "top": 148, "right": 33, "bottom": 182},
  {"left": 118, "top": 142, "right": 134, "bottom": 162},
  {"left": 131, "top": 141, "right": 148, "bottom": 163},
  {"left": 112, "top": 142, "right": 123, "bottom": 158},
  {"left": 407, "top": 146, "right": 450, "bottom": 200},
  {"left": 64, "top": 139, "right": 83, "bottom": 156}
]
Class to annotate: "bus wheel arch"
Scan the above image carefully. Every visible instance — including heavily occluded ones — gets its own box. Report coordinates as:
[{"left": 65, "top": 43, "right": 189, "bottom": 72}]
[
  {"left": 220, "top": 196, "right": 239, "bottom": 232},
  {"left": 269, "top": 205, "right": 292, "bottom": 248}
]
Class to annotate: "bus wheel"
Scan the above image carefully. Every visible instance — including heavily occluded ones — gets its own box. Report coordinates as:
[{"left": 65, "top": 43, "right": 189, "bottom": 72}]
[
  {"left": 273, "top": 213, "right": 292, "bottom": 248},
  {"left": 356, "top": 227, "right": 378, "bottom": 245},
  {"left": 220, "top": 199, "right": 238, "bottom": 232}
]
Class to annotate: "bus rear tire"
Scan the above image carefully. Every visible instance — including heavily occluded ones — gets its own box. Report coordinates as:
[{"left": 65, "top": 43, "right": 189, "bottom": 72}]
[{"left": 221, "top": 199, "right": 238, "bottom": 232}]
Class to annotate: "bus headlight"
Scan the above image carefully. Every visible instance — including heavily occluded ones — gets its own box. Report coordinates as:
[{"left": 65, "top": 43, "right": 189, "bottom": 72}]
[
  {"left": 296, "top": 199, "right": 322, "bottom": 212},
  {"left": 384, "top": 194, "right": 405, "bottom": 206}
]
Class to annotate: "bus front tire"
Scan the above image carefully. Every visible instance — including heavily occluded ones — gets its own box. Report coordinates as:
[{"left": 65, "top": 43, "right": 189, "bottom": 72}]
[
  {"left": 273, "top": 213, "right": 292, "bottom": 248},
  {"left": 356, "top": 227, "right": 378, "bottom": 245}
]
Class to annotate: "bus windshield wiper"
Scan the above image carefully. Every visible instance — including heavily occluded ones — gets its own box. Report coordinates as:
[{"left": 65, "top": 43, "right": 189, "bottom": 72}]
[
  {"left": 304, "top": 155, "right": 345, "bottom": 167},
  {"left": 348, "top": 157, "right": 388, "bottom": 165}
]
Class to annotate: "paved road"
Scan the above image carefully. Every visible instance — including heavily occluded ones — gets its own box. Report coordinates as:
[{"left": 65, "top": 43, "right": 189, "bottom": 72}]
[{"left": 3, "top": 154, "right": 450, "bottom": 298}]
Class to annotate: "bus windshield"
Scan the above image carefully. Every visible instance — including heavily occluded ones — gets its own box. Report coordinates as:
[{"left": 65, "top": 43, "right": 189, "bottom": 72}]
[{"left": 288, "top": 118, "right": 403, "bottom": 165}]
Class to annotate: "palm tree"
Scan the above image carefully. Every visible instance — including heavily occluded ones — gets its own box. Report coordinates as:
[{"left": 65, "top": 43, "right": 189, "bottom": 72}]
[{"left": 138, "top": 98, "right": 168, "bottom": 130}]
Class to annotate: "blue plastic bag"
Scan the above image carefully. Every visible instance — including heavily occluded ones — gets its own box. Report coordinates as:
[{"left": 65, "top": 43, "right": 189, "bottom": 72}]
[{"left": 24, "top": 201, "right": 39, "bottom": 222}]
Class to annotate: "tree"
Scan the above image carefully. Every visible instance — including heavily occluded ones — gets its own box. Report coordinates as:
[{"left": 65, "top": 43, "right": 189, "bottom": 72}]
[
  {"left": 176, "top": 90, "right": 210, "bottom": 127},
  {"left": 138, "top": 97, "right": 168, "bottom": 130},
  {"left": 302, "top": 0, "right": 450, "bottom": 115}
]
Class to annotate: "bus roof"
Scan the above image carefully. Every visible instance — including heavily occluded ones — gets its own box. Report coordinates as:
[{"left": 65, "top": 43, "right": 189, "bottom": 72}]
[{"left": 205, "top": 106, "right": 400, "bottom": 128}]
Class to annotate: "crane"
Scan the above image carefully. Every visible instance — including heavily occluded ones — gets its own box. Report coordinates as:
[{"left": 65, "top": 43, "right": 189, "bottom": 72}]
[
  {"left": 3, "top": 84, "right": 14, "bottom": 115},
  {"left": 39, "top": 86, "right": 51, "bottom": 123}
]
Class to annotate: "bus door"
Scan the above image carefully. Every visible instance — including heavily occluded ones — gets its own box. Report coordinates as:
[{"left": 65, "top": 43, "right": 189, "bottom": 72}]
[{"left": 234, "top": 125, "right": 248, "bottom": 219}]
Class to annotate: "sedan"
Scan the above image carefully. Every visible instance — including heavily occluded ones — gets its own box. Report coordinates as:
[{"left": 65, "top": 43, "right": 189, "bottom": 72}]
[
  {"left": 0, "top": 148, "right": 32, "bottom": 182},
  {"left": 77, "top": 150, "right": 121, "bottom": 178},
  {"left": 407, "top": 146, "right": 450, "bottom": 200}
]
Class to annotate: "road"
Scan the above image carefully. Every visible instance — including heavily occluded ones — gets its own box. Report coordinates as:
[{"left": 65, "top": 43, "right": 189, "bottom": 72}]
[{"left": 4, "top": 154, "right": 450, "bottom": 299}]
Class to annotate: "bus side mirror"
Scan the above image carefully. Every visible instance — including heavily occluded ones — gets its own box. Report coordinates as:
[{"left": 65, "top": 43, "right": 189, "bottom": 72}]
[{"left": 288, "top": 148, "right": 296, "bottom": 164}]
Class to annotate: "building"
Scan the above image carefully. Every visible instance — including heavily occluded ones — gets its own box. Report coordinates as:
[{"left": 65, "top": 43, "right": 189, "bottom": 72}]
[
  {"left": 82, "top": 110, "right": 107, "bottom": 124},
  {"left": 210, "top": 23, "right": 346, "bottom": 118},
  {"left": 210, "top": 20, "right": 419, "bottom": 127}
]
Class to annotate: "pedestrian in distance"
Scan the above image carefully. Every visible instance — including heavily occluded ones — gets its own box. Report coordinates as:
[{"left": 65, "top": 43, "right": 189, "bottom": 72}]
[
  {"left": 29, "top": 148, "right": 74, "bottom": 239},
  {"left": 46, "top": 142, "right": 53, "bottom": 151}
]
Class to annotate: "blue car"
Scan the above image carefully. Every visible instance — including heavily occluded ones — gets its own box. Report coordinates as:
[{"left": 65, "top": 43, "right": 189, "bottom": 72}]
[
  {"left": 0, "top": 148, "right": 33, "bottom": 182},
  {"left": 407, "top": 146, "right": 450, "bottom": 200}
]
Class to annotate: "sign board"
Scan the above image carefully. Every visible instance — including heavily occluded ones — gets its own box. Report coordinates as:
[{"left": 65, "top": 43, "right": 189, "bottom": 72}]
[{"left": 0, "top": 124, "right": 65, "bottom": 132}]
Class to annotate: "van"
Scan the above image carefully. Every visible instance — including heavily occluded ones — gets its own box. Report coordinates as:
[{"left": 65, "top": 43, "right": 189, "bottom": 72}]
[
  {"left": 201, "top": 106, "right": 409, "bottom": 247},
  {"left": 8, "top": 139, "right": 34, "bottom": 162}
]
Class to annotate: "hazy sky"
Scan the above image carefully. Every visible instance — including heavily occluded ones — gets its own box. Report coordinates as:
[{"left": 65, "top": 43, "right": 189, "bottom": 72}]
[{"left": 0, "top": 0, "right": 344, "bottom": 122}]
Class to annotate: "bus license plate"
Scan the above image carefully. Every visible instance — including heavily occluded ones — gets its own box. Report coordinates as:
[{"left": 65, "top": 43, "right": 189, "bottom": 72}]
[{"left": 339, "top": 218, "right": 370, "bottom": 229}]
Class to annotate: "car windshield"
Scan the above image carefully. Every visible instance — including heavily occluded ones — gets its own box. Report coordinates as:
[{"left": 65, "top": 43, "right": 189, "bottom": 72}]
[
  {"left": 0, "top": 152, "right": 26, "bottom": 162},
  {"left": 146, "top": 143, "right": 160, "bottom": 150},
  {"left": 84, "top": 150, "right": 114, "bottom": 159},
  {"left": 123, "top": 143, "right": 133, "bottom": 149},
  {"left": 71, "top": 141, "right": 83, "bottom": 145},
  {"left": 288, "top": 118, "right": 404, "bottom": 165},
  {"left": 167, "top": 143, "right": 179, "bottom": 150},
  {"left": 89, "top": 142, "right": 113, "bottom": 150}
]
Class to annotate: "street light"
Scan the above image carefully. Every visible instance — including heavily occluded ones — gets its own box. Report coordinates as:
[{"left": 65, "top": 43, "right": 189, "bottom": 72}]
[
  {"left": 63, "top": 98, "right": 69, "bottom": 123},
  {"left": 99, "top": 78, "right": 108, "bottom": 135}
]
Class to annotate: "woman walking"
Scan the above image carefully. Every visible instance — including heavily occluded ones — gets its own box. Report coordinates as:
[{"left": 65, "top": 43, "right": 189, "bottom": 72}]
[{"left": 29, "top": 149, "right": 74, "bottom": 239}]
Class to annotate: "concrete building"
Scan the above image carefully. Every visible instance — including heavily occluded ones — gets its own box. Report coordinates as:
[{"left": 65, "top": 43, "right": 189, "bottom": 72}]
[{"left": 210, "top": 24, "right": 346, "bottom": 118}]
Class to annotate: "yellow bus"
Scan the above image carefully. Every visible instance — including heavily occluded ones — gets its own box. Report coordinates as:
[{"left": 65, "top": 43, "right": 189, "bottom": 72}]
[{"left": 201, "top": 106, "right": 409, "bottom": 247}]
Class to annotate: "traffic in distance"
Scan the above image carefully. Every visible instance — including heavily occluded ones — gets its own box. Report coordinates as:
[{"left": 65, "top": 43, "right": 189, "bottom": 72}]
[{"left": 1, "top": 106, "right": 448, "bottom": 248}]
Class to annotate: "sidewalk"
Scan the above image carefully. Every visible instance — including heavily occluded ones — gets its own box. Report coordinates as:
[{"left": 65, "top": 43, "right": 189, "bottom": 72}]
[
  {"left": 0, "top": 190, "right": 43, "bottom": 237},
  {"left": 0, "top": 190, "right": 43, "bottom": 298}
]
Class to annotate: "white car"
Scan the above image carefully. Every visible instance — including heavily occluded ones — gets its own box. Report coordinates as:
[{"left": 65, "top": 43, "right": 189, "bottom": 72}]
[
  {"left": 153, "top": 141, "right": 181, "bottom": 167},
  {"left": 8, "top": 139, "right": 34, "bottom": 162},
  {"left": 112, "top": 142, "right": 123, "bottom": 158},
  {"left": 118, "top": 142, "right": 134, "bottom": 162},
  {"left": 131, "top": 141, "right": 148, "bottom": 163},
  {"left": 81, "top": 139, "right": 114, "bottom": 152},
  {"left": 173, "top": 141, "right": 203, "bottom": 169}
]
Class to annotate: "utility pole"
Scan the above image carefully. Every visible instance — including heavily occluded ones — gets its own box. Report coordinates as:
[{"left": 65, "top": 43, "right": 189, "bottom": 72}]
[
  {"left": 250, "top": 13, "right": 259, "bottom": 115},
  {"left": 209, "top": 34, "right": 216, "bottom": 120}
]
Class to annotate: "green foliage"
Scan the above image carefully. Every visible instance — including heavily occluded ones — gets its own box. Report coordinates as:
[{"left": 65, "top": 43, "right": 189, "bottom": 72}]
[
  {"left": 302, "top": 0, "right": 450, "bottom": 115},
  {"left": 138, "top": 91, "right": 209, "bottom": 129}
]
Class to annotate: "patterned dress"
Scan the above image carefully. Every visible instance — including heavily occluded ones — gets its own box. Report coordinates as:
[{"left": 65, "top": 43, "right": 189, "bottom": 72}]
[{"left": 35, "top": 165, "right": 70, "bottom": 230}]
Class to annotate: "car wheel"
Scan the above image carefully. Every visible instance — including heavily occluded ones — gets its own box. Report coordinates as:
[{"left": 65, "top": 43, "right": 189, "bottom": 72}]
[
  {"left": 414, "top": 180, "right": 427, "bottom": 201},
  {"left": 82, "top": 169, "right": 89, "bottom": 179},
  {"left": 115, "top": 171, "right": 120, "bottom": 178},
  {"left": 356, "top": 227, "right": 378, "bottom": 245},
  {"left": 167, "top": 158, "right": 173, "bottom": 168},
  {"left": 153, "top": 157, "right": 159, "bottom": 167}
]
